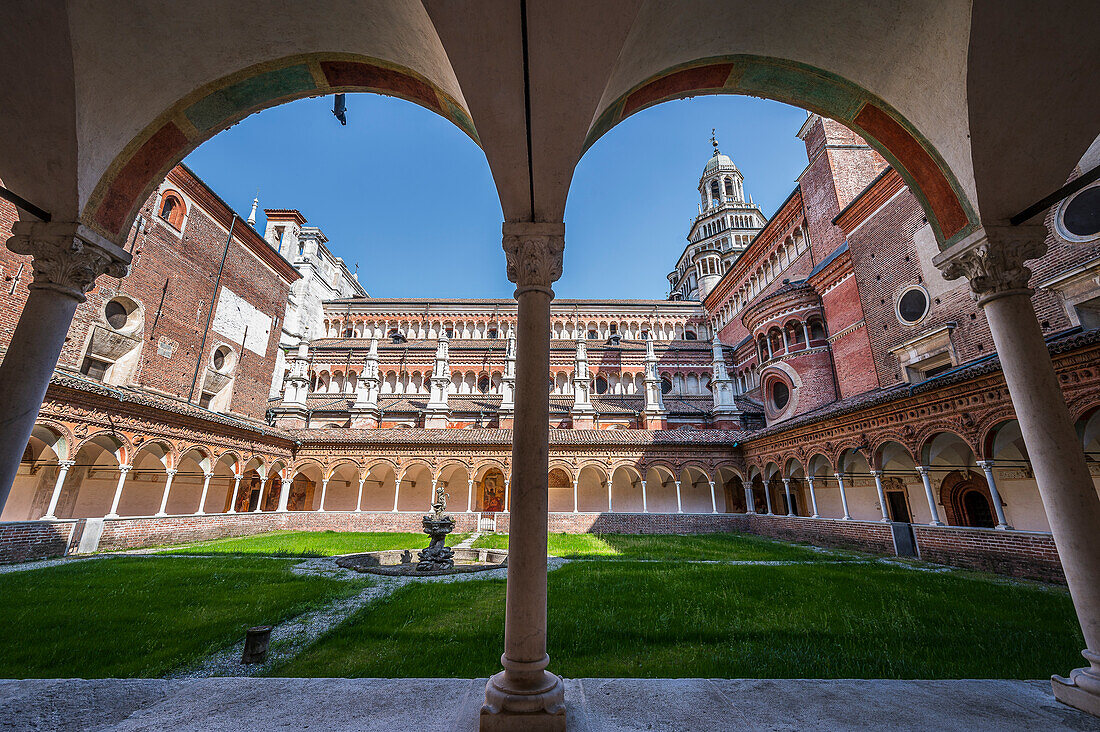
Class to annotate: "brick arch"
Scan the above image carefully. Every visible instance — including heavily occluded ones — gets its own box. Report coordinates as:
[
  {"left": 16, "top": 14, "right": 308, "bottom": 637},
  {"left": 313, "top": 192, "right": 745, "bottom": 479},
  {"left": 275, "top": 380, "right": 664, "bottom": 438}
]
[
  {"left": 31, "top": 420, "right": 75, "bottom": 462},
  {"left": 325, "top": 459, "right": 363, "bottom": 482},
  {"left": 130, "top": 437, "right": 178, "bottom": 469},
  {"left": 871, "top": 435, "right": 918, "bottom": 469},
  {"left": 84, "top": 52, "right": 481, "bottom": 240},
  {"left": 291, "top": 457, "right": 325, "bottom": 477},
  {"left": 435, "top": 461, "right": 472, "bottom": 482},
  {"left": 917, "top": 428, "right": 980, "bottom": 466},
  {"left": 585, "top": 55, "right": 976, "bottom": 247},
  {"left": 938, "top": 469, "right": 997, "bottom": 528},
  {"left": 362, "top": 457, "right": 399, "bottom": 475}
]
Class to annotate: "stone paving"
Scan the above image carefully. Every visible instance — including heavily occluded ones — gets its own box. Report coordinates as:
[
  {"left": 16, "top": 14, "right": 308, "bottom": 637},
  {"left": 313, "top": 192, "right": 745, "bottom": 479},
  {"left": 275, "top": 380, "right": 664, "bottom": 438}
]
[{"left": 1, "top": 677, "right": 1096, "bottom": 731}]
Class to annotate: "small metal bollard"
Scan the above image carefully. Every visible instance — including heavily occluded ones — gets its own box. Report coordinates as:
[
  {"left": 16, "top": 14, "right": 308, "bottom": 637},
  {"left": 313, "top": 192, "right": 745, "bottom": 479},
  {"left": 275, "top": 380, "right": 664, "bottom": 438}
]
[{"left": 241, "top": 625, "right": 273, "bottom": 664}]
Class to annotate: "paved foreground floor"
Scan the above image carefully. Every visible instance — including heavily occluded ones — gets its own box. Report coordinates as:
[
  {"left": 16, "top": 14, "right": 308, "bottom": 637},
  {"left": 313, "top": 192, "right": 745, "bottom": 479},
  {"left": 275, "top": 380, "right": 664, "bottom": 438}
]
[{"left": 1, "top": 678, "right": 1097, "bottom": 731}]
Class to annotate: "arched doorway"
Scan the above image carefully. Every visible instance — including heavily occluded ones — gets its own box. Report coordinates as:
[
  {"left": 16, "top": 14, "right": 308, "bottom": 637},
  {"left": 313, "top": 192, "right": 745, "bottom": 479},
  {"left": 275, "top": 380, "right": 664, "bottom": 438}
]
[{"left": 940, "top": 470, "right": 996, "bottom": 529}]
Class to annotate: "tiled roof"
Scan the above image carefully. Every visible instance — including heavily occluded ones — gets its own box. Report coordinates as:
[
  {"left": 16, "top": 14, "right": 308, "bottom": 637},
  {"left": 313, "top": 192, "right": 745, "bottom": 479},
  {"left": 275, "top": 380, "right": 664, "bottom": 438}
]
[
  {"left": 291, "top": 427, "right": 746, "bottom": 446},
  {"left": 49, "top": 370, "right": 291, "bottom": 439}
]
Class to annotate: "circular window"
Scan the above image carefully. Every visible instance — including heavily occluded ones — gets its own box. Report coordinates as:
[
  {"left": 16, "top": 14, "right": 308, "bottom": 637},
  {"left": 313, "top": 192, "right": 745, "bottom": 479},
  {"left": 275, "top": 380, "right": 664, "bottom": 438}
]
[
  {"left": 896, "top": 285, "right": 930, "bottom": 325},
  {"left": 771, "top": 380, "right": 790, "bottom": 411},
  {"left": 1057, "top": 183, "right": 1100, "bottom": 242},
  {"left": 211, "top": 345, "right": 234, "bottom": 372},
  {"left": 105, "top": 300, "right": 128, "bottom": 329}
]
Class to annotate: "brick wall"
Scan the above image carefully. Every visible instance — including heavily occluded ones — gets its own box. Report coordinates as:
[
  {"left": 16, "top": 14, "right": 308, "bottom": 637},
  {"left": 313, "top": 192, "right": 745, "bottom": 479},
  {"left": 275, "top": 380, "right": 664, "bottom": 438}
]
[
  {"left": 912, "top": 524, "right": 1063, "bottom": 583},
  {"left": 0, "top": 169, "right": 294, "bottom": 422},
  {"left": 0, "top": 520, "right": 76, "bottom": 562},
  {"left": 743, "top": 514, "right": 896, "bottom": 554}
]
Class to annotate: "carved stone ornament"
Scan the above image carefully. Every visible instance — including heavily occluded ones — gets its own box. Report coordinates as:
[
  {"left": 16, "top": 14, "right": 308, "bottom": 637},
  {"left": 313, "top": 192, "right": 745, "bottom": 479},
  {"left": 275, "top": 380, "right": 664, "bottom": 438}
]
[
  {"left": 502, "top": 221, "right": 565, "bottom": 292},
  {"left": 7, "top": 221, "right": 131, "bottom": 302},
  {"left": 932, "top": 225, "right": 1047, "bottom": 303}
]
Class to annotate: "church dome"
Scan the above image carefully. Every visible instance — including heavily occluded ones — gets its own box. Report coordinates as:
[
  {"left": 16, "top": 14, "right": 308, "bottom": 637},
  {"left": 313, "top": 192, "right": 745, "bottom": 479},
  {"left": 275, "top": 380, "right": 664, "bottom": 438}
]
[{"left": 703, "top": 151, "right": 739, "bottom": 175}]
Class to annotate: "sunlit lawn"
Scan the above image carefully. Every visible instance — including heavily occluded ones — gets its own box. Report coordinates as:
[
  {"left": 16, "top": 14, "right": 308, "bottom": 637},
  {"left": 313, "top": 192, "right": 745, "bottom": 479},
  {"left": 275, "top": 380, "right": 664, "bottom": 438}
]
[
  {"left": 165, "top": 530, "right": 470, "bottom": 557},
  {"left": 471, "top": 532, "right": 830, "bottom": 561},
  {"left": 0, "top": 556, "right": 366, "bottom": 678},
  {"left": 274, "top": 559, "right": 1083, "bottom": 679}
]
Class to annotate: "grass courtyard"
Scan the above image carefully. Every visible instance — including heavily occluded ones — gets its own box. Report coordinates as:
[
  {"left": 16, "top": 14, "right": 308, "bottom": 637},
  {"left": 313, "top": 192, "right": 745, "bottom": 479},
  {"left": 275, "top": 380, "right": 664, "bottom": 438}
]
[{"left": 0, "top": 531, "right": 1084, "bottom": 680}]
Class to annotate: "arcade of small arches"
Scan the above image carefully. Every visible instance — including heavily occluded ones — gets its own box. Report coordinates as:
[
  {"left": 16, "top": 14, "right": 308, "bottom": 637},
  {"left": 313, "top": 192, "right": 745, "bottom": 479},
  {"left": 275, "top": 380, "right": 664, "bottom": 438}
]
[
  {"left": 756, "top": 316, "right": 829, "bottom": 365},
  {"left": 301, "top": 366, "right": 719, "bottom": 397},
  {"left": 321, "top": 317, "right": 709, "bottom": 342},
  {"left": 712, "top": 227, "right": 811, "bottom": 329}
]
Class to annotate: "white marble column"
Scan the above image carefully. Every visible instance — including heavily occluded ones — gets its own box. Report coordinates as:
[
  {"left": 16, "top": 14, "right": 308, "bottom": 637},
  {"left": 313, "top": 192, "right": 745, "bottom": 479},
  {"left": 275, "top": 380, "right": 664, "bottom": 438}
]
[
  {"left": 806, "top": 476, "right": 820, "bottom": 518},
  {"left": 392, "top": 472, "right": 402, "bottom": 512},
  {"left": 976, "top": 460, "right": 1012, "bottom": 530},
  {"left": 572, "top": 478, "right": 578, "bottom": 513},
  {"left": 105, "top": 465, "right": 132, "bottom": 519},
  {"left": 355, "top": 478, "right": 365, "bottom": 512},
  {"left": 674, "top": 480, "right": 683, "bottom": 513},
  {"left": 277, "top": 478, "right": 291, "bottom": 512},
  {"left": 0, "top": 223, "right": 130, "bottom": 512},
  {"left": 937, "top": 226, "right": 1100, "bottom": 714},
  {"left": 834, "top": 473, "right": 852, "bottom": 520},
  {"left": 606, "top": 478, "right": 612, "bottom": 512},
  {"left": 317, "top": 479, "right": 329, "bottom": 511},
  {"left": 41, "top": 460, "right": 74, "bottom": 520},
  {"left": 870, "top": 469, "right": 890, "bottom": 522},
  {"left": 504, "top": 478, "right": 510, "bottom": 513},
  {"left": 782, "top": 478, "right": 794, "bottom": 516},
  {"left": 482, "top": 222, "right": 565, "bottom": 730},
  {"left": 745, "top": 485, "right": 755, "bottom": 514},
  {"left": 763, "top": 481, "right": 773, "bottom": 515},
  {"left": 155, "top": 469, "right": 178, "bottom": 517},
  {"left": 709, "top": 480, "right": 717, "bottom": 513},
  {"left": 467, "top": 478, "right": 475, "bottom": 513},
  {"left": 640, "top": 480, "right": 648, "bottom": 513},
  {"left": 227, "top": 475, "right": 242, "bottom": 514},
  {"left": 915, "top": 466, "right": 944, "bottom": 526},
  {"left": 252, "top": 480, "right": 265, "bottom": 512},
  {"left": 195, "top": 471, "right": 213, "bottom": 515}
]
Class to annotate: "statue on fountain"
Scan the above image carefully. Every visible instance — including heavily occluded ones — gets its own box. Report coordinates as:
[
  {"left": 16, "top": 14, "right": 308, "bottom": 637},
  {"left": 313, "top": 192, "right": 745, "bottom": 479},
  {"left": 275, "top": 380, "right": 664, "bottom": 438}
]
[{"left": 417, "top": 480, "right": 455, "bottom": 571}]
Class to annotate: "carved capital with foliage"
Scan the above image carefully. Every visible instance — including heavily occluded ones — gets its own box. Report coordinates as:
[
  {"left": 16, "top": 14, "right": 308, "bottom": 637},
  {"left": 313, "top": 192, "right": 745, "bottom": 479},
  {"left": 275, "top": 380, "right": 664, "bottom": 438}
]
[
  {"left": 7, "top": 221, "right": 130, "bottom": 301},
  {"left": 502, "top": 221, "right": 565, "bottom": 295},
  {"left": 932, "top": 225, "right": 1047, "bottom": 304}
]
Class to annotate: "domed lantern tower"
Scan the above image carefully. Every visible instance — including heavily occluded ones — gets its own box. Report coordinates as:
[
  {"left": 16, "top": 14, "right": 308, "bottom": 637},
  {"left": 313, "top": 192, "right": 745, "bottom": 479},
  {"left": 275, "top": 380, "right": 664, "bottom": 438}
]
[{"left": 669, "top": 132, "right": 767, "bottom": 301}]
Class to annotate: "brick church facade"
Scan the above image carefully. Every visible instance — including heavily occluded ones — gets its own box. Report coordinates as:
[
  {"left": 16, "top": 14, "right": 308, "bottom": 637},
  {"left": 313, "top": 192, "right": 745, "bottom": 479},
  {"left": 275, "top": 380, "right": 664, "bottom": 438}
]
[{"left": 2, "top": 115, "right": 1098, "bottom": 582}]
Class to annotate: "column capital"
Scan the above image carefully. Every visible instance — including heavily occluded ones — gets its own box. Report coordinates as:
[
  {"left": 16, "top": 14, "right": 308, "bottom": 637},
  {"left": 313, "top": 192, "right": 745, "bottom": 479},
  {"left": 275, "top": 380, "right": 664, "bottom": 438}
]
[
  {"left": 57, "top": 460, "right": 75, "bottom": 469},
  {"left": 165, "top": 469, "right": 178, "bottom": 477},
  {"left": 915, "top": 465, "right": 930, "bottom": 477},
  {"left": 204, "top": 471, "right": 214, "bottom": 479},
  {"left": 932, "top": 225, "right": 1047, "bottom": 304},
  {"left": 7, "top": 221, "right": 130, "bottom": 302},
  {"left": 781, "top": 478, "right": 790, "bottom": 486},
  {"left": 502, "top": 221, "right": 565, "bottom": 295},
  {"left": 976, "top": 459, "right": 994, "bottom": 469},
  {"left": 869, "top": 469, "right": 882, "bottom": 477},
  {"left": 118, "top": 464, "right": 132, "bottom": 474}
]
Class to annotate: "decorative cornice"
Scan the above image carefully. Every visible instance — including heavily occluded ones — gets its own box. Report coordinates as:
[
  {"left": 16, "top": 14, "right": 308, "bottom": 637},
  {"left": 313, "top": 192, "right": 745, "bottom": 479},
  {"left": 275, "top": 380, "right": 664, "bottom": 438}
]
[
  {"left": 502, "top": 222, "right": 565, "bottom": 295},
  {"left": 932, "top": 225, "right": 1048, "bottom": 304},
  {"left": 7, "top": 222, "right": 130, "bottom": 302}
]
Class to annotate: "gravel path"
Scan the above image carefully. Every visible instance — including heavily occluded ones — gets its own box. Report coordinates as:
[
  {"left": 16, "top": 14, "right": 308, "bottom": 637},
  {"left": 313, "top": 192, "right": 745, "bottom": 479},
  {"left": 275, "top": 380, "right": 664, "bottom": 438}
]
[{"left": 171, "top": 555, "right": 568, "bottom": 679}]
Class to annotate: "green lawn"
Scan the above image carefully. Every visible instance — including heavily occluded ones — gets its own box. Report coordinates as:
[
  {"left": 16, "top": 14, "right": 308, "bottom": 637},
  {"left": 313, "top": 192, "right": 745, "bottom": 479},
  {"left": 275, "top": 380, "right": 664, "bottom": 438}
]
[
  {"left": 165, "top": 530, "right": 470, "bottom": 557},
  {"left": 470, "top": 532, "right": 830, "bottom": 561},
  {"left": 274, "top": 560, "right": 1083, "bottom": 679},
  {"left": 0, "top": 556, "right": 365, "bottom": 678}
]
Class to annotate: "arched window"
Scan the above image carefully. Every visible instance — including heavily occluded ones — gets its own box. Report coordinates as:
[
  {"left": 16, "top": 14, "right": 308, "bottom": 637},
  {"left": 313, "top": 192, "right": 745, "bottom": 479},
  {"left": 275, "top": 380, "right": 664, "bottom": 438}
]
[
  {"left": 660, "top": 377, "right": 673, "bottom": 395},
  {"left": 594, "top": 376, "right": 608, "bottom": 394},
  {"left": 683, "top": 330, "right": 697, "bottom": 340},
  {"left": 158, "top": 191, "right": 186, "bottom": 229},
  {"left": 478, "top": 376, "right": 490, "bottom": 394}
]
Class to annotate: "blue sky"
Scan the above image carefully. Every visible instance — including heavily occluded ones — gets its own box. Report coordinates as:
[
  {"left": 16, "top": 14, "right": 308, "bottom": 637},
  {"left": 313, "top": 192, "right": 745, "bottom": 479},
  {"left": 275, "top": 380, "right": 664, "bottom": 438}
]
[{"left": 184, "top": 94, "right": 809, "bottom": 299}]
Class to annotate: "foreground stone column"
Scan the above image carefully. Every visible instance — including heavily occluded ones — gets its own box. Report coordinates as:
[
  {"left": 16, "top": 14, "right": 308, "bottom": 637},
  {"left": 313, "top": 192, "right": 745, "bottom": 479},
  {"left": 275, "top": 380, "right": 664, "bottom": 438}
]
[
  {"left": 870, "top": 469, "right": 890, "bottom": 522},
  {"left": 936, "top": 225, "right": 1100, "bottom": 716},
  {"left": 807, "top": 476, "right": 820, "bottom": 518},
  {"left": 41, "top": 460, "right": 74, "bottom": 520},
  {"left": 915, "top": 466, "right": 944, "bottom": 526},
  {"left": 976, "top": 460, "right": 1012, "bottom": 529},
  {"left": 0, "top": 222, "right": 129, "bottom": 511},
  {"left": 105, "top": 465, "right": 132, "bottom": 518},
  {"left": 482, "top": 222, "right": 565, "bottom": 730},
  {"left": 155, "top": 469, "right": 178, "bottom": 516},
  {"left": 834, "top": 473, "right": 852, "bottom": 520},
  {"left": 195, "top": 471, "right": 213, "bottom": 515}
]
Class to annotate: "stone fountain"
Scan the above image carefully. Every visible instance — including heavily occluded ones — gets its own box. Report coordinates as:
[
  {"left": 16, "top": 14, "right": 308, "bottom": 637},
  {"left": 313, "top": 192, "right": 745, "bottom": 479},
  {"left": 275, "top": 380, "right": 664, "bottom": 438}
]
[{"left": 417, "top": 481, "right": 455, "bottom": 571}]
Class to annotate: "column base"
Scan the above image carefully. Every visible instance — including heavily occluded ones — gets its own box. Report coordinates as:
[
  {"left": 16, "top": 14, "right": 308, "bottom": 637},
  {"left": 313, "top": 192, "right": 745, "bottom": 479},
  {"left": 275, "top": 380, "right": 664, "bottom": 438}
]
[
  {"left": 995, "top": 523, "right": 1014, "bottom": 530},
  {"left": 1053, "top": 651, "right": 1100, "bottom": 717},
  {"left": 928, "top": 520, "right": 944, "bottom": 526},
  {"left": 155, "top": 512, "right": 167, "bottom": 517},
  {"left": 481, "top": 668, "right": 566, "bottom": 732}
]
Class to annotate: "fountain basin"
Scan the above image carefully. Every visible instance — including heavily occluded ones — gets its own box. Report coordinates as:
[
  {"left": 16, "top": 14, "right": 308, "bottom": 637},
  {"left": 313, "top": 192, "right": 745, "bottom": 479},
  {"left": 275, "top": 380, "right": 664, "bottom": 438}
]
[{"left": 336, "top": 547, "right": 508, "bottom": 576}]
